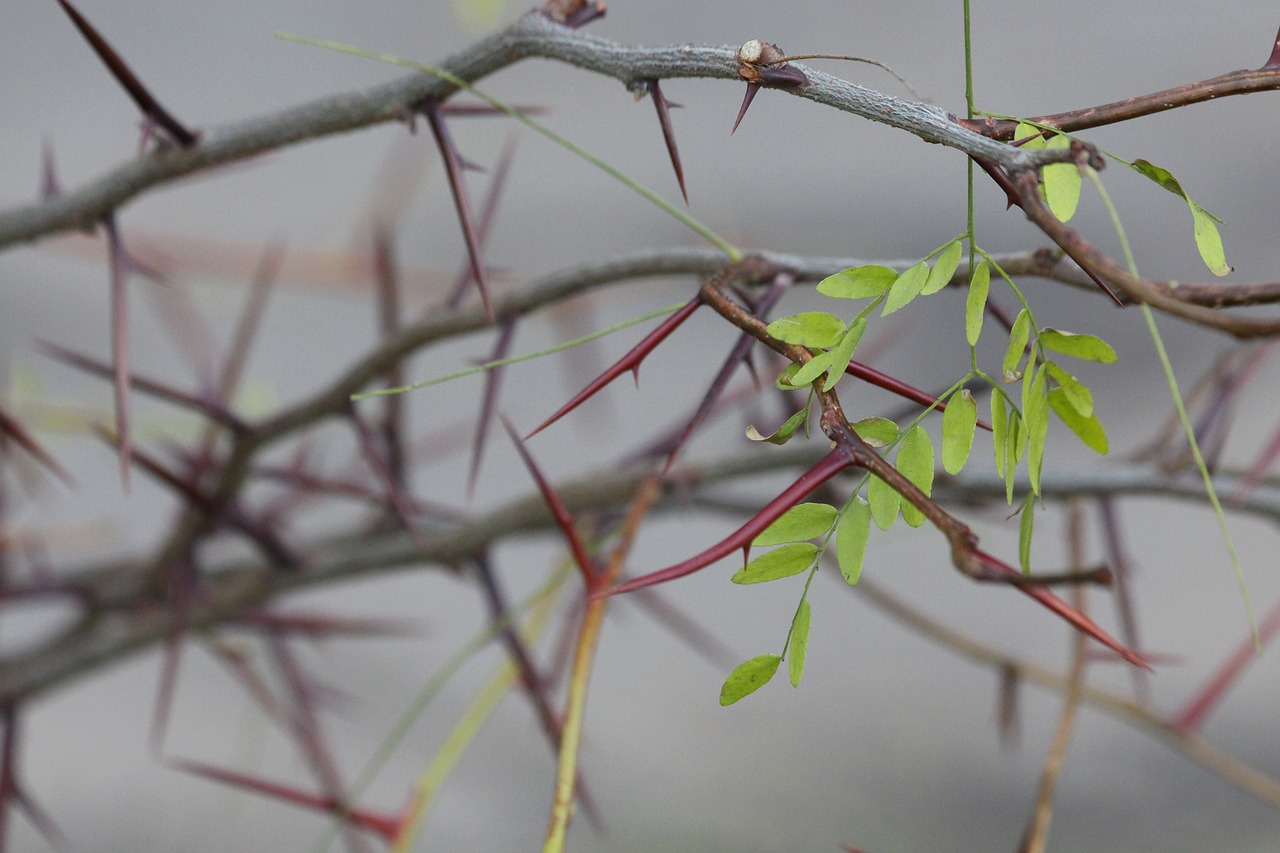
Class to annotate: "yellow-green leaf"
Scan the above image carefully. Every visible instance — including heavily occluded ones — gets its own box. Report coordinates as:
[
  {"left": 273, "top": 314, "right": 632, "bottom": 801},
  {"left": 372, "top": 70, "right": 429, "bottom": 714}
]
[
  {"left": 753, "top": 502, "right": 837, "bottom": 546},
  {"left": 731, "top": 543, "right": 818, "bottom": 584},
  {"left": 790, "top": 350, "right": 837, "bottom": 386},
  {"left": 1048, "top": 388, "right": 1108, "bottom": 454},
  {"left": 868, "top": 474, "right": 900, "bottom": 531},
  {"left": 853, "top": 417, "right": 900, "bottom": 448},
  {"left": 788, "top": 599, "right": 811, "bottom": 687},
  {"left": 942, "top": 388, "right": 978, "bottom": 474},
  {"left": 896, "top": 427, "right": 934, "bottom": 528},
  {"left": 1018, "top": 493, "right": 1036, "bottom": 575},
  {"left": 882, "top": 261, "right": 931, "bottom": 316},
  {"left": 1043, "top": 362, "right": 1093, "bottom": 417},
  {"left": 720, "top": 654, "right": 781, "bottom": 705},
  {"left": 1191, "top": 202, "right": 1231, "bottom": 277},
  {"left": 746, "top": 407, "right": 809, "bottom": 445},
  {"left": 922, "top": 240, "right": 963, "bottom": 296},
  {"left": 1042, "top": 134, "right": 1081, "bottom": 222},
  {"left": 767, "top": 312, "right": 846, "bottom": 348},
  {"left": 837, "top": 497, "right": 872, "bottom": 585},
  {"left": 823, "top": 317, "right": 868, "bottom": 392},
  {"left": 1003, "top": 309, "right": 1031, "bottom": 381},
  {"left": 817, "top": 265, "right": 899, "bottom": 299},
  {"left": 965, "top": 260, "right": 990, "bottom": 347},
  {"left": 1023, "top": 369, "right": 1049, "bottom": 495},
  {"left": 991, "top": 392, "right": 1008, "bottom": 480},
  {"left": 1038, "top": 328, "right": 1117, "bottom": 363}
]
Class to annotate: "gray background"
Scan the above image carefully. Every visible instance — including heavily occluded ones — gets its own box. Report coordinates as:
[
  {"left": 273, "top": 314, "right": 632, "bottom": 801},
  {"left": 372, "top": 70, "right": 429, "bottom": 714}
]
[{"left": 3, "top": 1, "right": 1280, "bottom": 850}]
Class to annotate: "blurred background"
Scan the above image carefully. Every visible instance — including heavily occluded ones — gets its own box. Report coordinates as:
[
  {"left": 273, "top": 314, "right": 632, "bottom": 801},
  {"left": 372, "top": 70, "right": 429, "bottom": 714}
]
[{"left": 3, "top": 1, "right": 1280, "bottom": 850}]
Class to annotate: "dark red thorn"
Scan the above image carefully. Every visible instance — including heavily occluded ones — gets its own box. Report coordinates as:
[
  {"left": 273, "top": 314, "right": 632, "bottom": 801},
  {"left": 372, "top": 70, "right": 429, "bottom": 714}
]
[
  {"left": 731, "top": 82, "right": 761, "bottom": 135},
  {"left": 165, "top": 757, "right": 404, "bottom": 843},
  {"left": 103, "top": 214, "right": 132, "bottom": 490},
  {"left": 844, "top": 360, "right": 994, "bottom": 432},
  {"left": 647, "top": 80, "right": 688, "bottom": 205},
  {"left": 502, "top": 417, "right": 598, "bottom": 589},
  {"left": 467, "top": 317, "right": 516, "bottom": 498},
  {"left": 662, "top": 274, "right": 792, "bottom": 472},
  {"left": 970, "top": 549, "right": 1150, "bottom": 670},
  {"left": 604, "top": 448, "right": 853, "bottom": 597},
  {"left": 348, "top": 408, "right": 434, "bottom": 558},
  {"left": 53, "top": 0, "right": 197, "bottom": 148},
  {"left": 441, "top": 103, "right": 549, "bottom": 117},
  {"left": 1173, "top": 596, "right": 1280, "bottom": 731},
  {"left": 422, "top": 102, "right": 494, "bottom": 321},
  {"left": 0, "top": 404, "right": 73, "bottom": 485},
  {"left": 526, "top": 296, "right": 703, "bottom": 438},
  {"left": 996, "top": 663, "right": 1021, "bottom": 749},
  {"left": 448, "top": 136, "right": 517, "bottom": 309},
  {"left": 1263, "top": 22, "right": 1280, "bottom": 69},
  {"left": 372, "top": 229, "right": 407, "bottom": 489}
]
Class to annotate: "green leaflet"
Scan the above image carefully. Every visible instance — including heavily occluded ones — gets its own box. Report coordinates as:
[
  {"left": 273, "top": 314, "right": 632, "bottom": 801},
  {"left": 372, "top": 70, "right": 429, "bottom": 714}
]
[
  {"left": 746, "top": 407, "right": 809, "bottom": 445},
  {"left": 731, "top": 543, "right": 818, "bottom": 584},
  {"left": 991, "top": 392, "right": 1008, "bottom": 480},
  {"left": 868, "top": 474, "right": 901, "bottom": 531},
  {"left": 1018, "top": 493, "right": 1036, "bottom": 575},
  {"left": 817, "top": 265, "right": 898, "bottom": 299},
  {"left": 853, "top": 417, "right": 900, "bottom": 448},
  {"left": 1038, "top": 328, "right": 1117, "bottom": 363},
  {"left": 767, "top": 312, "right": 847, "bottom": 348},
  {"left": 1043, "top": 134, "right": 1081, "bottom": 222},
  {"left": 753, "top": 503, "right": 837, "bottom": 546},
  {"left": 1042, "top": 362, "right": 1093, "bottom": 417},
  {"left": 1131, "top": 158, "right": 1231, "bottom": 276},
  {"left": 788, "top": 599, "right": 811, "bottom": 687},
  {"left": 897, "top": 427, "right": 934, "bottom": 527},
  {"left": 1023, "top": 368, "right": 1049, "bottom": 495},
  {"left": 922, "top": 240, "right": 963, "bottom": 296},
  {"left": 965, "top": 260, "right": 990, "bottom": 347},
  {"left": 1003, "top": 309, "right": 1031, "bottom": 382},
  {"left": 942, "top": 388, "right": 978, "bottom": 474},
  {"left": 823, "top": 317, "right": 867, "bottom": 392},
  {"left": 720, "top": 654, "right": 782, "bottom": 706},
  {"left": 882, "top": 261, "right": 931, "bottom": 316},
  {"left": 1049, "top": 387, "right": 1108, "bottom": 453},
  {"left": 791, "top": 350, "right": 838, "bottom": 386},
  {"left": 837, "top": 497, "right": 872, "bottom": 585}
]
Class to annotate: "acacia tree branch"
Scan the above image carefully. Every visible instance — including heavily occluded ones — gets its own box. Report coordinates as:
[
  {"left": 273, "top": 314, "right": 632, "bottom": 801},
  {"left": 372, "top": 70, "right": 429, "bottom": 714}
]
[{"left": 0, "top": 10, "right": 1078, "bottom": 252}]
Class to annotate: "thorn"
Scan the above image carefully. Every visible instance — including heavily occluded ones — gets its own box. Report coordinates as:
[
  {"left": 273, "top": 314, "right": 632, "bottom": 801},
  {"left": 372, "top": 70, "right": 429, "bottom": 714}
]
[
  {"left": 526, "top": 296, "right": 703, "bottom": 438},
  {"left": 103, "top": 214, "right": 132, "bottom": 491},
  {"left": 647, "top": 80, "right": 688, "bottom": 204},
  {"left": 731, "top": 82, "right": 761, "bottom": 135},
  {"left": 53, "top": 0, "right": 197, "bottom": 147},
  {"left": 422, "top": 102, "right": 494, "bottom": 321},
  {"left": 604, "top": 449, "right": 853, "bottom": 597}
]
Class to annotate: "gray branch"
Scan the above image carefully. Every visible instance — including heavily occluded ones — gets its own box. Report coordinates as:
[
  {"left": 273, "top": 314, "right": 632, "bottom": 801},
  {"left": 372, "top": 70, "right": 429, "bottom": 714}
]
[{"left": 0, "top": 11, "right": 1064, "bottom": 251}]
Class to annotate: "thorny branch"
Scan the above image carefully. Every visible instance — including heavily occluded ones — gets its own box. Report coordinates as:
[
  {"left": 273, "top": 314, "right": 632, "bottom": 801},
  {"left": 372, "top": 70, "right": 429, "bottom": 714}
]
[{"left": 6, "top": 2, "right": 1280, "bottom": 849}]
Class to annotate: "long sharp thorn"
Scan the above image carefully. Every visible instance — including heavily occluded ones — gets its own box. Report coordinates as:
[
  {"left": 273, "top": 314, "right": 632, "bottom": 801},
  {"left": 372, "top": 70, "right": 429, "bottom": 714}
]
[
  {"left": 844, "top": 360, "right": 993, "bottom": 431},
  {"left": 731, "top": 82, "right": 761, "bottom": 135},
  {"left": 166, "top": 757, "right": 403, "bottom": 843},
  {"left": 527, "top": 296, "right": 703, "bottom": 438},
  {"left": 501, "top": 417, "right": 597, "bottom": 588},
  {"left": 1264, "top": 22, "right": 1280, "bottom": 69},
  {"left": 647, "top": 80, "right": 688, "bottom": 205},
  {"left": 104, "top": 215, "right": 132, "bottom": 490},
  {"left": 605, "top": 449, "right": 853, "bottom": 597},
  {"left": 423, "top": 103, "right": 494, "bottom": 321},
  {"left": 448, "top": 136, "right": 517, "bottom": 309},
  {"left": 973, "top": 549, "right": 1149, "bottom": 669},
  {"left": 663, "top": 274, "right": 792, "bottom": 471},
  {"left": 468, "top": 317, "right": 516, "bottom": 498},
  {"left": 53, "top": 0, "right": 197, "bottom": 147}
]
